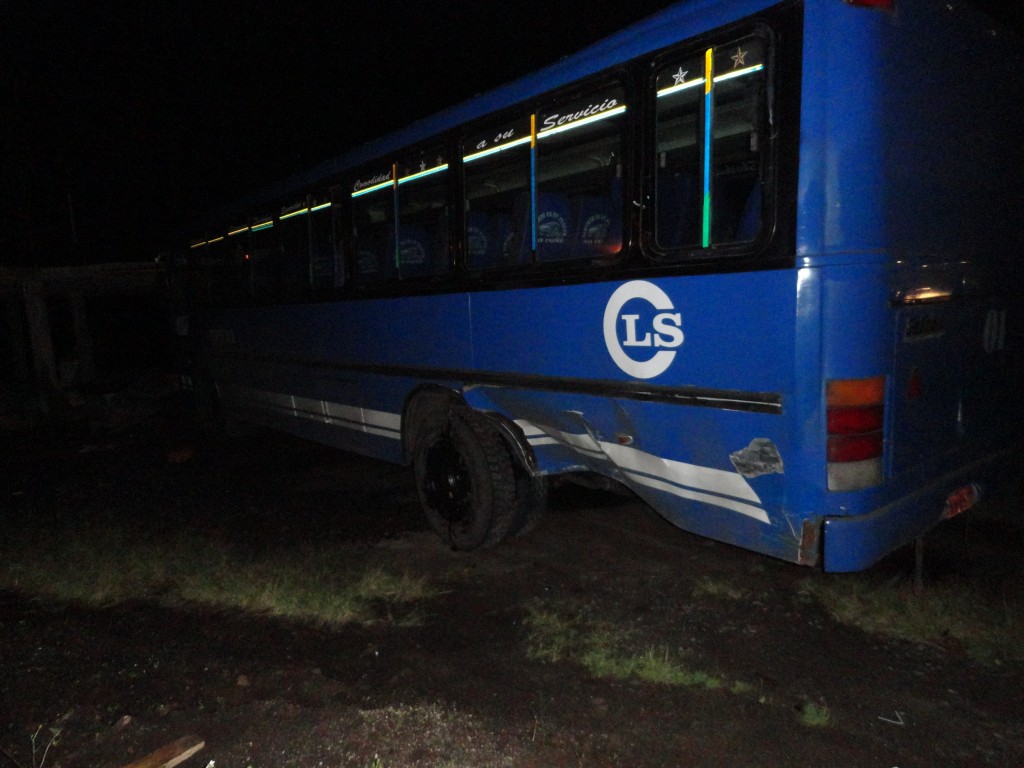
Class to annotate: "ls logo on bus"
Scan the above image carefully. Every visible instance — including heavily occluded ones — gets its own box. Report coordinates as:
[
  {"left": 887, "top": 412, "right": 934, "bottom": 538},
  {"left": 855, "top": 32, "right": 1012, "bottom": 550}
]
[{"left": 603, "top": 281, "right": 684, "bottom": 379}]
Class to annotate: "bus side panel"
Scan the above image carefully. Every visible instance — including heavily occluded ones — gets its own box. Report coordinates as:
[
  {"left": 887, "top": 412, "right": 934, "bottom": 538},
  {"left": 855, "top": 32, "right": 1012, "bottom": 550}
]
[
  {"left": 201, "top": 295, "right": 474, "bottom": 463},
  {"left": 470, "top": 272, "right": 798, "bottom": 392},
  {"left": 467, "top": 270, "right": 810, "bottom": 563}
]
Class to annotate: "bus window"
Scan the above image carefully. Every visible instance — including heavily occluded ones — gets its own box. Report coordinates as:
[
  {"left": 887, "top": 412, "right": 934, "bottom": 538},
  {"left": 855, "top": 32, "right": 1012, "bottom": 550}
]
[
  {"left": 220, "top": 225, "right": 251, "bottom": 303},
  {"left": 351, "top": 166, "right": 396, "bottom": 283},
  {"left": 309, "top": 199, "right": 338, "bottom": 293},
  {"left": 463, "top": 117, "right": 531, "bottom": 269},
  {"left": 711, "top": 37, "right": 766, "bottom": 243},
  {"left": 396, "top": 150, "right": 449, "bottom": 278},
  {"left": 248, "top": 219, "right": 280, "bottom": 300},
  {"left": 187, "top": 238, "right": 211, "bottom": 306},
  {"left": 535, "top": 85, "right": 626, "bottom": 263},
  {"left": 654, "top": 55, "right": 703, "bottom": 250},
  {"left": 280, "top": 203, "right": 311, "bottom": 299},
  {"left": 654, "top": 35, "right": 767, "bottom": 253}
]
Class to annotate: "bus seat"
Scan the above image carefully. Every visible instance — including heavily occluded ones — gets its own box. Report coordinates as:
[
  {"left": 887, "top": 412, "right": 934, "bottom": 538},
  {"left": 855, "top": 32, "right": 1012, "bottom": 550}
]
[
  {"left": 508, "top": 191, "right": 534, "bottom": 266},
  {"left": 656, "top": 171, "right": 699, "bottom": 249},
  {"left": 735, "top": 181, "right": 762, "bottom": 241},
  {"left": 711, "top": 173, "right": 759, "bottom": 242},
  {"left": 355, "top": 226, "right": 397, "bottom": 282},
  {"left": 571, "top": 195, "right": 622, "bottom": 260},
  {"left": 398, "top": 223, "right": 433, "bottom": 278},
  {"left": 534, "top": 192, "right": 574, "bottom": 262},
  {"left": 355, "top": 234, "right": 382, "bottom": 280},
  {"left": 493, "top": 213, "right": 518, "bottom": 267},
  {"left": 466, "top": 210, "right": 493, "bottom": 268}
]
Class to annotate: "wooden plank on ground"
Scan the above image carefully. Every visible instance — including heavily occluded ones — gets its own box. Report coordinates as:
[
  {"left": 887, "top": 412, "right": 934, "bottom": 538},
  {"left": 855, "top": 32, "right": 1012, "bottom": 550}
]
[{"left": 119, "top": 735, "right": 205, "bottom": 768}]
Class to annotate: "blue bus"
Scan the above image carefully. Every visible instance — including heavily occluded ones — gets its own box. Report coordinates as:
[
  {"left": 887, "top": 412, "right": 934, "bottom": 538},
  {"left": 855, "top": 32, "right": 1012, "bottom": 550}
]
[{"left": 175, "top": 0, "right": 1024, "bottom": 571}]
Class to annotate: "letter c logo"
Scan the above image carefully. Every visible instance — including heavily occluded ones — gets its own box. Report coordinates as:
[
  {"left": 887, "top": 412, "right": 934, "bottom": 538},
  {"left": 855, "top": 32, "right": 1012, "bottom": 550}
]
[{"left": 603, "top": 281, "right": 684, "bottom": 379}]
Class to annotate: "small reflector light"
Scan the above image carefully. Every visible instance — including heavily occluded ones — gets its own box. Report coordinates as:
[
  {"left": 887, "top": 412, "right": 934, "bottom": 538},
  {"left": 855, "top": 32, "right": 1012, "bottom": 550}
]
[{"left": 944, "top": 483, "right": 980, "bottom": 518}]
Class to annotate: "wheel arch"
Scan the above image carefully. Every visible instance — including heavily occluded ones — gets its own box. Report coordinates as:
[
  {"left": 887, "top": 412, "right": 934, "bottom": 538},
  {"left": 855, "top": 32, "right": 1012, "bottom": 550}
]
[
  {"left": 401, "top": 385, "right": 539, "bottom": 476},
  {"left": 401, "top": 385, "right": 465, "bottom": 465}
]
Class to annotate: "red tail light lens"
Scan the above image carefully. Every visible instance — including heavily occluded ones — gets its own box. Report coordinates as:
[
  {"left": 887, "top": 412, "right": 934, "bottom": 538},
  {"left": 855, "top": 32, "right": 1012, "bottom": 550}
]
[
  {"left": 827, "top": 433, "right": 883, "bottom": 463},
  {"left": 826, "top": 376, "right": 885, "bottom": 490},
  {"left": 826, "top": 405, "right": 883, "bottom": 435}
]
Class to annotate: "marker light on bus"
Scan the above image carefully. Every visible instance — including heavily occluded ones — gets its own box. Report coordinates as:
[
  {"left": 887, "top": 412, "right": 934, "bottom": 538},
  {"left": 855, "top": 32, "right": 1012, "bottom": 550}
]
[
  {"left": 826, "top": 376, "right": 885, "bottom": 491},
  {"left": 897, "top": 286, "right": 953, "bottom": 304}
]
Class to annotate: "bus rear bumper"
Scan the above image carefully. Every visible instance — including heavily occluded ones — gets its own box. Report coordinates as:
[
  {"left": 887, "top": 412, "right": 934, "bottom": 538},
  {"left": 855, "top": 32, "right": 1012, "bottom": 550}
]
[
  {"left": 822, "top": 494, "right": 948, "bottom": 573},
  {"left": 821, "top": 449, "right": 1016, "bottom": 572}
]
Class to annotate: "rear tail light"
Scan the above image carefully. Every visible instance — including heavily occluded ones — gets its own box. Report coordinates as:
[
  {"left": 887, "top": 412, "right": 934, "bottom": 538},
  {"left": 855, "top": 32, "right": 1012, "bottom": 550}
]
[{"left": 827, "top": 376, "right": 885, "bottom": 491}]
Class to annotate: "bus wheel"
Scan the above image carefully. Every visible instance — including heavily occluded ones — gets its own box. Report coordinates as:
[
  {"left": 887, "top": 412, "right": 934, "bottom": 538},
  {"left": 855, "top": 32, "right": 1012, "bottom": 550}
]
[{"left": 413, "top": 408, "right": 517, "bottom": 550}]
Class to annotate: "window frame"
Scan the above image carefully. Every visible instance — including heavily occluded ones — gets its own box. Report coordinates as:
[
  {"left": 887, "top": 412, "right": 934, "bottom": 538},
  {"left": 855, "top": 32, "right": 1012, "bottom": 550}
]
[
  {"left": 459, "top": 73, "right": 634, "bottom": 276},
  {"left": 644, "top": 23, "right": 778, "bottom": 264}
]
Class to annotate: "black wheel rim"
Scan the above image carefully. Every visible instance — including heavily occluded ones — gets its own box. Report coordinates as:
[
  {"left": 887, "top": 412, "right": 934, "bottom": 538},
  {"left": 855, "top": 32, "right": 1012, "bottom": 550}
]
[{"left": 422, "top": 434, "right": 471, "bottom": 523}]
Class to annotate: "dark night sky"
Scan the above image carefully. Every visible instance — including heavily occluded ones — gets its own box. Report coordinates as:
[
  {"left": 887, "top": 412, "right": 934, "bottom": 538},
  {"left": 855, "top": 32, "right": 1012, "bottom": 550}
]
[
  {"left": 2, "top": 1, "right": 680, "bottom": 266},
  {"left": 3, "top": 1, "right": 1021, "bottom": 267}
]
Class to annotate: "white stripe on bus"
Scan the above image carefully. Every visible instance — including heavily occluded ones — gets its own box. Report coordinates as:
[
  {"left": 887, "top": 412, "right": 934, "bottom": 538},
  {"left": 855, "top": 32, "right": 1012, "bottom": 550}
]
[
  {"left": 600, "top": 441, "right": 760, "bottom": 503},
  {"left": 516, "top": 418, "right": 769, "bottom": 524},
  {"left": 621, "top": 471, "right": 770, "bottom": 524},
  {"left": 232, "top": 390, "right": 767, "bottom": 522},
  {"left": 232, "top": 386, "right": 402, "bottom": 439}
]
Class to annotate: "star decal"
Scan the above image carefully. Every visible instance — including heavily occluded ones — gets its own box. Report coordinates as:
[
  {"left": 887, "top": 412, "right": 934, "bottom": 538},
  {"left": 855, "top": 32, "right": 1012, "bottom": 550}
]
[
  {"left": 671, "top": 67, "right": 689, "bottom": 85},
  {"left": 731, "top": 47, "right": 747, "bottom": 68}
]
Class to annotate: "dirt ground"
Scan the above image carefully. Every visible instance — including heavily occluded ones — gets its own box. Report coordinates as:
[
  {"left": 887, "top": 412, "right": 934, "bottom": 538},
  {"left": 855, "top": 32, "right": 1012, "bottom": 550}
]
[{"left": 1, "top": 391, "right": 1023, "bottom": 768}]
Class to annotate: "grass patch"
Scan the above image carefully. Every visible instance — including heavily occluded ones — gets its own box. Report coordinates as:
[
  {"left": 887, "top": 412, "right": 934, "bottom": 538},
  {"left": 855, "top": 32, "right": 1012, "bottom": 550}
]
[
  {"left": 691, "top": 575, "right": 746, "bottom": 601},
  {"left": 796, "top": 699, "right": 832, "bottom": 728},
  {"left": 0, "top": 724, "right": 63, "bottom": 768},
  {"left": 798, "top": 573, "right": 1024, "bottom": 665},
  {"left": 0, "top": 520, "right": 438, "bottom": 627},
  {"left": 522, "top": 599, "right": 728, "bottom": 689}
]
